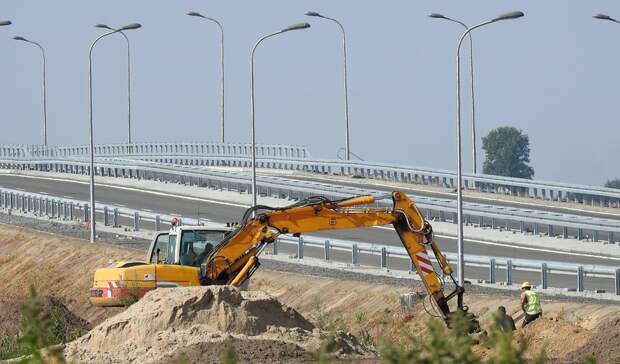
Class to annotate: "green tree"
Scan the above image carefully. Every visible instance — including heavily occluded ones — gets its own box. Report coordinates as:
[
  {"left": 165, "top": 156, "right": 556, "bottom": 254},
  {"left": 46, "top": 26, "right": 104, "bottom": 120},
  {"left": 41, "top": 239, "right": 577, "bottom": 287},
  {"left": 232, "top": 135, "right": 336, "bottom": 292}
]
[
  {"left": 17, "top": 286, "right": 65, "bottom": 364},
  {"left": 485, "top": 311, "right": 545, "bottom": 364},
  {"left": 604, "top": 178, "right": 620, "bottom": 189},
  {"left": 378, "top": 310, "right": 554, "bottom": 364},
  {"left": 317, "top": 334, "right": 337, "bottom": 364},
  {"left": 380, "top": 311, "right": 480, "bottom": 364},
  {"left": 221, "top": 336, "right": 238, "bottom": 364},
  {"left": 482, "top": 127, "right": 534, "bottom": 179}
]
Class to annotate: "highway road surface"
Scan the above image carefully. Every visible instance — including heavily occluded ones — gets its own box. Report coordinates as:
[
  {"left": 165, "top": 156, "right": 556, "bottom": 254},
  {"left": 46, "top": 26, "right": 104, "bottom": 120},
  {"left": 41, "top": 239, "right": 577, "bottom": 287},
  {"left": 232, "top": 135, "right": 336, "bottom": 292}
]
[{"left": 1, "top": 173, "right": 619, "bottom": 293}]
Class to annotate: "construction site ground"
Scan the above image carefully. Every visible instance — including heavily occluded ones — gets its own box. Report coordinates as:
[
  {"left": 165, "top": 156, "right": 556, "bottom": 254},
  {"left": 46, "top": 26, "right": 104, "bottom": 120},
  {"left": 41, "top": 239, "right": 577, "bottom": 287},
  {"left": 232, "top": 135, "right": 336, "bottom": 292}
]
[{"left": 1, "top": 223, "right": 620, "bottom": 363}]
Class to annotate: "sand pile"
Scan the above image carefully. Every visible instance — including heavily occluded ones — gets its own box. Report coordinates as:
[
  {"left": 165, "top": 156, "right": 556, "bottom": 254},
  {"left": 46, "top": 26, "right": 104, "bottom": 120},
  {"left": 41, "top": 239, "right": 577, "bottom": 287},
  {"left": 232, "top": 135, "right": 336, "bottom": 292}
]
[{"left": 64, "top": 286, "right": 375, "bottom": 363}]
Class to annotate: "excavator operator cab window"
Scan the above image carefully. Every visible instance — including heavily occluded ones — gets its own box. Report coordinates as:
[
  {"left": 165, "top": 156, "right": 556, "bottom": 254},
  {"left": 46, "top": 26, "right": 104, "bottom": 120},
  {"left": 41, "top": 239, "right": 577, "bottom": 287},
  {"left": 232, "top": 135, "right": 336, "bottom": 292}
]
[
  {"left": 150, "top": 233, "right": 174, "bottom": 264},
  {"left": 179, "top": 230, "right": 227, "bottom": 267},
  {"left": 167, "top": 234, "right": 177, "bottom": 264}
]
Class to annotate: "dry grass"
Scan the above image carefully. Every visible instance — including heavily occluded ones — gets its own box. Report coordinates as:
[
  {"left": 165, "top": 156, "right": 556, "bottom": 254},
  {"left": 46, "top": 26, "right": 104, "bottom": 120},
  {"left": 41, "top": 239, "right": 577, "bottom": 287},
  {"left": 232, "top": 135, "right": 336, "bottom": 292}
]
[{"left": 0, "top": 223, "right": 141, "bottom": 324}]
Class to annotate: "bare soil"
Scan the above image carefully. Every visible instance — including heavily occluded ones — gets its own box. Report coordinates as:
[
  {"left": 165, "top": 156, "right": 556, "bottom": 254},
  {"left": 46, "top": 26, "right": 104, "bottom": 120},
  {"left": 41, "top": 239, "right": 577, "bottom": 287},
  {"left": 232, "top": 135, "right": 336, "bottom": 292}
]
[
  {"left": 563, "top": 317, "right": 620, "bottom": 363},
  {"left": 2, "top": 224, "right": 620, "bottom": 363},
  {"left": 249, "top": 270, "right": 620, "bottom": 363}
]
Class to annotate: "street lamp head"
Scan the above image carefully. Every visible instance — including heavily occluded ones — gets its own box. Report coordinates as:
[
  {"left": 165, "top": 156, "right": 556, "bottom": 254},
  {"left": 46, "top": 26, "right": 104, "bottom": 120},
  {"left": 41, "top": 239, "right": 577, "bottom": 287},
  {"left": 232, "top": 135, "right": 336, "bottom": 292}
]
[
  {"left": 281, "top": 22, "right": 311, "bottom": 33},
  {"left": 0, "top": 20, "right": 11, "bottom": 26},
  {"left": 120, "top": 23, "right": 141, "bottom": 31},
  {"left": 12, "top": 35, "right": 28, "bottom": 42},
  {"left": 95, "top": 23, "right": 113, "bottom": 30},
  {"left": 593, "top": 13, "right": 616, "bottom": 22},
  {"left": 187, "top": 11, "right": 205, "bottom": 18},
  {"left": 492, "top": 11, "right": 524, "bottom": 22},
  {"left": 428, "top": 13, "right": 448, "bottom": 19},
  {"left": 305, "top": 11, "right": 322, "bottom": 17}
]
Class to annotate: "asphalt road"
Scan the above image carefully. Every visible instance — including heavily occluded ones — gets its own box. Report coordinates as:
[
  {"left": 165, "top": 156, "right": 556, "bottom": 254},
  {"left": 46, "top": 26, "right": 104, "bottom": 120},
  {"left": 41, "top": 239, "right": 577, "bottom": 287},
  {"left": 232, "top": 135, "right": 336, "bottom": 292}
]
[{"left": 1, "top": 174, "right": 619, "bottom": 292}]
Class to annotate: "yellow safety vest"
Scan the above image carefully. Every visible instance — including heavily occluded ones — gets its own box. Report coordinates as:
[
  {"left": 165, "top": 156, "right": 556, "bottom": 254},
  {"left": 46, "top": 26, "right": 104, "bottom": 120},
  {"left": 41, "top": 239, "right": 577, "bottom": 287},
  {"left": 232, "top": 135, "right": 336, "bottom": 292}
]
[{"left": 524, "top": 290, "right": 542, "bottom": 315}]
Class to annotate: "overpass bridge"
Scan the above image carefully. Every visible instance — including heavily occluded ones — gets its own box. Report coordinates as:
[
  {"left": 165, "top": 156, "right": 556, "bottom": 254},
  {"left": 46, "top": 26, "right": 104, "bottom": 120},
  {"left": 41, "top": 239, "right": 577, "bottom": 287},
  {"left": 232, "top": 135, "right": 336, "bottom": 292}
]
[{"left": 1, "top": 142, "right": 619, "bottom": 208}]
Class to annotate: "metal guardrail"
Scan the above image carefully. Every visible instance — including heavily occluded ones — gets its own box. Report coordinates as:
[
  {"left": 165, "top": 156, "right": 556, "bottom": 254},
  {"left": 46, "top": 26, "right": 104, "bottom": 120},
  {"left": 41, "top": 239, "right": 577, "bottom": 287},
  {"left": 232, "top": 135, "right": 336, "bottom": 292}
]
[
  {"left": 1, "top": 156, "right": 620, "bottom": 243},
  {"left": 0, "top": 186, "right": 618, "bottom": 295},
  {"left": 274, "top": 235, "right": 620, "bottom": 295},
  {"left": 0, "top": 142, "right": 311, "bottom": 160}
]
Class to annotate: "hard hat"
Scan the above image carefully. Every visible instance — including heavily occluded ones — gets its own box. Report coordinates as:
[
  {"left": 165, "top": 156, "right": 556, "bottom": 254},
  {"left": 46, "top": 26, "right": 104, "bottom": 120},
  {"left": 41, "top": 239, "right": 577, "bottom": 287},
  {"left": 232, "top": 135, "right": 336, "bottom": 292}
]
[{"left": 521, "top": 281, "right": 531, "bottom": 289}]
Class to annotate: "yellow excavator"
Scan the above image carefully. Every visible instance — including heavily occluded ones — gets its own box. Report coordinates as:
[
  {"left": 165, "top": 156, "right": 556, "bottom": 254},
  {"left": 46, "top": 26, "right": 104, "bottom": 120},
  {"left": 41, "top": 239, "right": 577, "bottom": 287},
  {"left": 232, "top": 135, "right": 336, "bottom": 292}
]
[{"left": 90, "top": 191, "right": 476, "bottom": 327}]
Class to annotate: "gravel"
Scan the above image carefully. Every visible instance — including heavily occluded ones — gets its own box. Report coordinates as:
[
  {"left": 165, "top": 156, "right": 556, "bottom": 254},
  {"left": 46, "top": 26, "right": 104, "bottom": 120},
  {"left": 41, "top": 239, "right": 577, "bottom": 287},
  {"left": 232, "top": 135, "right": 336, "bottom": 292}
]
[{"left": 0, "top": 210, "right": 150, "bottom": 250}]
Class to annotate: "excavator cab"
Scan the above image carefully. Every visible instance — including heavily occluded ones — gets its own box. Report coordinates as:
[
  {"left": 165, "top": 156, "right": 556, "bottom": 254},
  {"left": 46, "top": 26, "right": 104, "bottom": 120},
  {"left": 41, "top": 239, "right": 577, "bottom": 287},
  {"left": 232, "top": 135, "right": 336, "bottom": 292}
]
[
  {"left": 146, "top": 224, "right": 230, "bottom": 267},
  {"left": 89, "top": 223, "right": 232, "bottom": 306}
]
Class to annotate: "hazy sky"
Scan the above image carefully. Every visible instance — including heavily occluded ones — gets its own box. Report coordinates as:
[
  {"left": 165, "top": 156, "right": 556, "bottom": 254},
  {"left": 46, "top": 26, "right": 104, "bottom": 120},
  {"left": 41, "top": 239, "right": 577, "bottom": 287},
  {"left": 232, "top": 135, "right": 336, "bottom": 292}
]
[{"left": 0, "top": 1, "right": 619, "bottom": 186}]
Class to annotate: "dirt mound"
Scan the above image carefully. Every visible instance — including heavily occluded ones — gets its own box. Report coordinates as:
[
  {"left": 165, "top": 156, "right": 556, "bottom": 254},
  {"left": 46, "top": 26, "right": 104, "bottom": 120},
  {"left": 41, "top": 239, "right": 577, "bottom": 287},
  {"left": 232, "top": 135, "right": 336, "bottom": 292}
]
[
  {"left": 513, "top": 313, "right": 592, "bottom": 361},
  {"left": 564, "top": 317, "right": 620, "bottom": 363},
  {"left": 64, "top": 286, "right": 376, "bottom": 363}
]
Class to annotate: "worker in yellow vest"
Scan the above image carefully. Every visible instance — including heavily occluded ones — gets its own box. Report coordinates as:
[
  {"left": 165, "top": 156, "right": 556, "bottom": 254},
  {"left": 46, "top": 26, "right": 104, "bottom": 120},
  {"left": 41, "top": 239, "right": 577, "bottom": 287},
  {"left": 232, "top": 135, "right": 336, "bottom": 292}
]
[{"left": 520, "top": 282, "right": 542, "bottom": 327}]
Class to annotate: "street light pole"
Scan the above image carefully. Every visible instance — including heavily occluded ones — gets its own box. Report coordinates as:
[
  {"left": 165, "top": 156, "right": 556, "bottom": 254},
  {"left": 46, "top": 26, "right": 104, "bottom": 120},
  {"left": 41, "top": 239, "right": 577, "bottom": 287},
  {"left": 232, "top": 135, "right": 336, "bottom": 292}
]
[
  {"left": 251, "top": 23, "right": 310, "bottom": 208},
  {"left": 13, "top": 36, "right": 47, "bottom": 146},
  {"left": 88, "top": 23, "right": 141, "bottom": 243},
  {"left": 95, "top": 24, "right": 139, "bottom": 145},
  {"left": 1, "top": 21, "right": 11, "bottom": 141},
  {"left": 188, "top": 11, "right": 225, "bottom": 143},
  {"left": 429, "top": 14, "right": 478, "bottom": 175},
  {"left": 593, "top": 13, "right": 620, "bottom": 23},
  {"left": 454, "top": 11, "right": 524, "bottom": 285},
  {"left": 305, "top": 11, "right": 351, "bottom": 160}
]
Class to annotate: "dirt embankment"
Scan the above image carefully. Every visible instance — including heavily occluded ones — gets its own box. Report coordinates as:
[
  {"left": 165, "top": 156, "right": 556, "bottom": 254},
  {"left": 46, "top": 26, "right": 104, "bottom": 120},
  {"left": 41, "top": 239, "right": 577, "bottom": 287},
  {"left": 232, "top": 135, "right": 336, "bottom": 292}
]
[
  {"left": 3, "top": 224, "right": 620, "bottom": 363},
  {"left": 0, "top": 223, "right": 142, "bottom": 324},
  {"left": 249, "top": 270, "right": 620, "bottom": 363}
]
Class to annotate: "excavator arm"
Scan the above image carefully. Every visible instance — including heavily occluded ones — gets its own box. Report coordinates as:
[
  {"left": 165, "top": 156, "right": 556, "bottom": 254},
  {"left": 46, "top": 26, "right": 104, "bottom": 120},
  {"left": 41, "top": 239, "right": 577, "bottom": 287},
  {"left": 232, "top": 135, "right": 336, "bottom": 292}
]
[{"left": 200, "top": 191, "right": 472, "bottom": 324}]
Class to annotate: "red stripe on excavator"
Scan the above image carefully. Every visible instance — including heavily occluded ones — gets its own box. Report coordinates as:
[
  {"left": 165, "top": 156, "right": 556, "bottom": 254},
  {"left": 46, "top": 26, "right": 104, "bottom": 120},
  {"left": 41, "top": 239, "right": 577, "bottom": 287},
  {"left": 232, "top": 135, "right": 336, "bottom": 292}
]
[
  {"left": 415, "top": 252, "right": 432, "bottom": 265},
  {"left": 415, "top": 252, "right": 433, "bottom": 266},
  {"left": 415, "top": 251, "right": 435, "bottom": 275},
  {"left": 418, "top": 264, "right": 434, "bottom": 275},
  {"left": 92, "top": 287, "right": 155, "bottom": 299}
]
